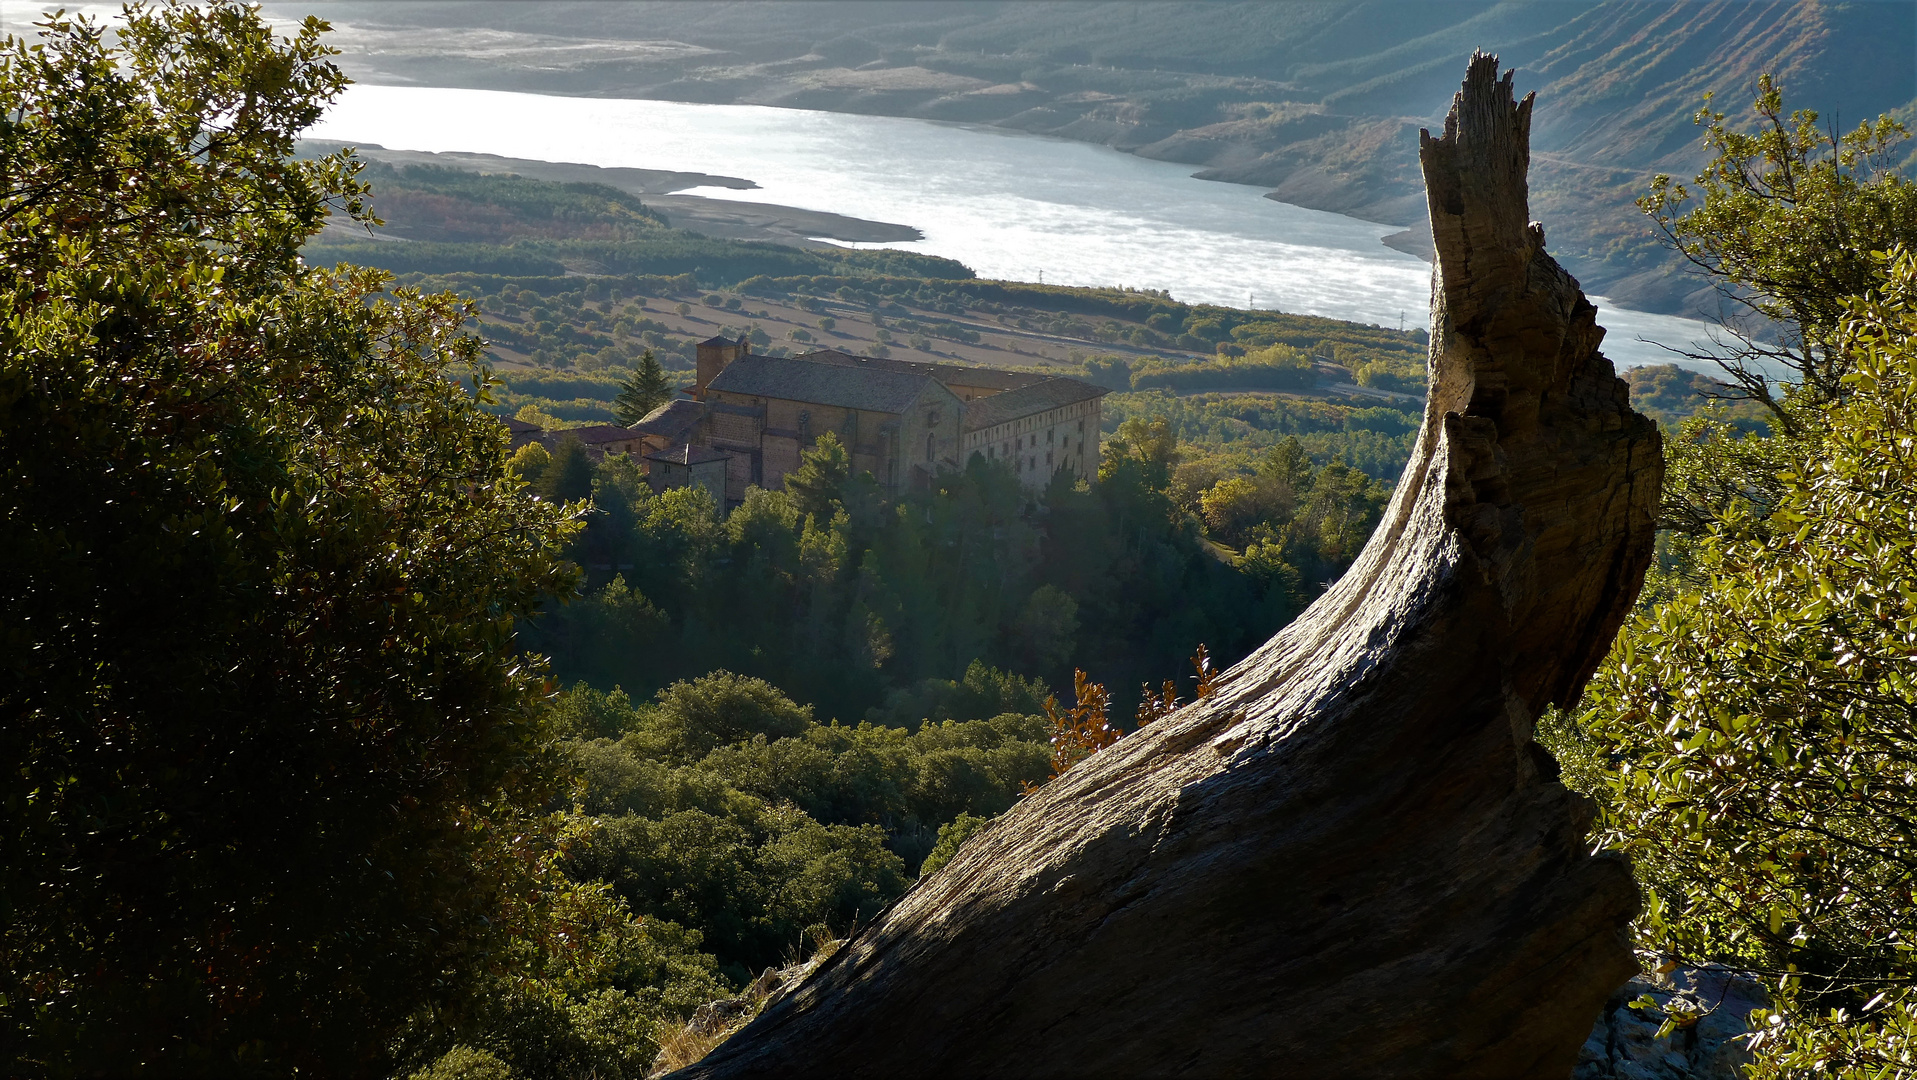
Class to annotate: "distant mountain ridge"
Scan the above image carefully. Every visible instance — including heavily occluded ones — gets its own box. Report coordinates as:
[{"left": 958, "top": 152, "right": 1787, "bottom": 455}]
[{"left": 298, "top": 0, "right": 1916, "bottom": 316}]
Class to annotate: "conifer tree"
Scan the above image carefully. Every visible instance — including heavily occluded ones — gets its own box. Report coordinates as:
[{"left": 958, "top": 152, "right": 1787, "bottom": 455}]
[
  {"left": 782, "top": 432, "right": 851, "bottom": 525},
  {"left": 615, "top": 349, "right": 673, "bottom": 425}
]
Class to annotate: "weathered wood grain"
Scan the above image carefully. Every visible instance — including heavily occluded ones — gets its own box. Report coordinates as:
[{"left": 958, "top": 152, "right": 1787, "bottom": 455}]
[{"left": 671, "top": 53, "right": 1661, "bottom": 1079}]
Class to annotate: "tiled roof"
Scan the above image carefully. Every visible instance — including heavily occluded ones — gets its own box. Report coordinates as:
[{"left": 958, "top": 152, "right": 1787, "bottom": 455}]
[
  {"left": 706, "top": 354, "right": 943, "bottom": 414},
  {"left": 962, "top": 377, "right": 1108, "bottom": 432},
  {"left": 631, "top": 398, "right": 704, "bottom": 439},
  {"left": 646, "top": 443, "right": 731, "bottom": 466},
  {"left": 698, "top": 334, "right": 744, "bottom": 348},
  {"left": 794, "top": 349, "right": 1042, "bottom": 391},
  {"left": 565, "top": 424, "right": 648, "bottom": 445},
  {"left": 502, "top": 416, "right": 542, "bottom": 435}
]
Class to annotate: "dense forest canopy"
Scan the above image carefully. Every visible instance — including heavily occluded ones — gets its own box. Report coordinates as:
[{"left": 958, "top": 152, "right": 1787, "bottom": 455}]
[{"left": 521, "top": 422, "right": 1379, "bottom": 723}]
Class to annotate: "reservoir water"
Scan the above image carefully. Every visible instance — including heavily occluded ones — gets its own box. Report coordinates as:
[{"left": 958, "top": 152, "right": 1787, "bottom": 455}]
[{"left": 310, "top": 83, "right": 1720, "bottom": 370}]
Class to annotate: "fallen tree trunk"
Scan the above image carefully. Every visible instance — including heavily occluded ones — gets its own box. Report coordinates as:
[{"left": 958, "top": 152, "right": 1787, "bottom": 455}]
[{"left": 673, "top": 53, "right": 1662, "bottom": 1079}]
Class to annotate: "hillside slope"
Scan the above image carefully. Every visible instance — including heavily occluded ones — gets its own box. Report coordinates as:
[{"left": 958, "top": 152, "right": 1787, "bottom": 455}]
[{"left": 296, "top": 0, "right": 1916, "bottom": 316}]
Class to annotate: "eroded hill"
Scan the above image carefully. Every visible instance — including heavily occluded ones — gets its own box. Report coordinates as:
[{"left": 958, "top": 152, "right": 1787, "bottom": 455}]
[{"left": 295, "top": 0, "right": 1916, "bottom": 317}]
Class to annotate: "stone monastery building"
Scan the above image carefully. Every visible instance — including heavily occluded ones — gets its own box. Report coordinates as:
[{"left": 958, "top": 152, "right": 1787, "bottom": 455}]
[{"left": 631, "top": 337, "right": 1107, "bottom": 505}]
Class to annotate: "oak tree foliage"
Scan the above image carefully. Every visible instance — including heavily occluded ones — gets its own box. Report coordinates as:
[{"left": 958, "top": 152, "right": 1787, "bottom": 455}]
[
  {"left": 1565, "top": 252, "right": 1917, "bottom": 1077},
  {"left": 1642, "top": 74, "right": 1917, "bottom": 423},
  {"left": 1561, "top": 80, "right": 1917, "bottom": 1076},
  {"left": 1, "top": 4, "right": 583, "bottom": 1073}
]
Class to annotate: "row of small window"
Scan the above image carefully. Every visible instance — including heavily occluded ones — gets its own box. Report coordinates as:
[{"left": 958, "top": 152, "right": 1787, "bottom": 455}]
[
  {"left": 987, "top": 445, "right": 1091, "bottom": 475},
  {"left": 990, "top": 435, "right": 1087, "bottom": 460}
]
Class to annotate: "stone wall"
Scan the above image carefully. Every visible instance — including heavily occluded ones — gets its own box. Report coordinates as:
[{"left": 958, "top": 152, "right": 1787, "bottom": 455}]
[{"left": 964, "top": 396, "right": 1102, "bottom": 490}]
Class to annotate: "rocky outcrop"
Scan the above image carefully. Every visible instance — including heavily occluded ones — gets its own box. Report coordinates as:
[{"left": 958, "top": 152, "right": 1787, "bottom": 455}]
[
  {"left": 1578, "top": 967, "right": 1766, "bottom": 1080},
  {"left": 669, "top": 53, "right": 1662, "bottom": 1079}
]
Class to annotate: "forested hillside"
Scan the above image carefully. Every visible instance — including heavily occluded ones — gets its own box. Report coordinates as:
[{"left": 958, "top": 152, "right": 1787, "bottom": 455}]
[
  {"left": 298, "top": 0, "right": 1915, "bottom": 316},
  {"left": 14, "top": 5, "right": 1917, "bottom": 1078}
]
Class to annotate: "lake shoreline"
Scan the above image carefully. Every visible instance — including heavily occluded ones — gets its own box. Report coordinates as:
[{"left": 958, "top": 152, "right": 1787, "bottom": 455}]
[
  {"left": 299, "top": 141, "right": 924, "bottom": 248},
  {"left": 305, "top": 84, "right": 1726, "bottom": 371}
]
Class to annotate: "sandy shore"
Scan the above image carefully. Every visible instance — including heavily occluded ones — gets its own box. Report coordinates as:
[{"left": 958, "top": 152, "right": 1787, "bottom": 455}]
[{"left": 299, "top": 141, "right": 923, "bottom": 248}]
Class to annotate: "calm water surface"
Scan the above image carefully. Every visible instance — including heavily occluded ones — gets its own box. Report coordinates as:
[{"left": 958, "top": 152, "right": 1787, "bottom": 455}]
[{"left": 310, "top": 83, "right": 1719, "bottom": 369}]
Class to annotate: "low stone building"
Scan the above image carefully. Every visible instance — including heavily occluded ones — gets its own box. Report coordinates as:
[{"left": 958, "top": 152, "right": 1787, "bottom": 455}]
[
  {"left": 503, "top": 415, "right": 545, "bottom": 451},
  {"left": 564, "top": 424, "right": 651, "bottom": 460},
  {"left": 628, "top": 397, "right": 705, "bottom": 455},
  {"left": 500, "top": 417, "right": 647, "bottom": 461},
  {"left": 646, "top": 443, "right": 729, "bottom": 505}
]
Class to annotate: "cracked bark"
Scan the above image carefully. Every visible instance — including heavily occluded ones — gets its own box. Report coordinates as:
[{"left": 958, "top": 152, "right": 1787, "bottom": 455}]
[{"left": 671, "top": 53, "right": 1661, "bottom": 1079}]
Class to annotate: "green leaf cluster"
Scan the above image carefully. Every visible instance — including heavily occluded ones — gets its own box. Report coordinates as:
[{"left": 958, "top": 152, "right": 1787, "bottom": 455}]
[
  {"left": 1128, "top": 344, "right": 1317, "bottom": 394},
  {"left": 1570, "top": 250, "right": 1917, "bottom": 1077},
  {"left": 1642, "top": 74, "right": 1917, "bottom": 420},
  {"left": 1191, "top": 435, "right": 1391, "bottom": 579},
  {"left": 552, "top": 676, "right": 1050, "bottom": 979},
  {"left": 0, "top": 5, "right": 590, "bottom": 1073},
  {"left": 529, "top": 430, "right": 1296, "bottom": 724},
  {"left": 1105, "top": 389, "right": 1420, "bottom": 483}
]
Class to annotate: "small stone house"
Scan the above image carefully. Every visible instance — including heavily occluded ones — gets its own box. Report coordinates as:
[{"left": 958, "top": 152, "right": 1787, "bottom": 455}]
[
  {"left": 645, "top": 443, "right": 729, "bottom": 505},
  {"left": 503, "top": 415, "right": 545, "bottom": 451},
  {"left": 564, "top": 424, "right": 650, "bottom": 460},
  {"left": 499, "top": 417, "right": 647, "bottom": 461},
  {"left": 629, "top": 398, "right": 705, "bottom": 455}
]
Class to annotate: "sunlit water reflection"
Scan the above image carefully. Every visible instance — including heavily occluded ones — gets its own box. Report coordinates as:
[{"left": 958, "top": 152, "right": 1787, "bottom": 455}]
[{"left": 296, "top": 83, "right": 1721, "bottom": 371}]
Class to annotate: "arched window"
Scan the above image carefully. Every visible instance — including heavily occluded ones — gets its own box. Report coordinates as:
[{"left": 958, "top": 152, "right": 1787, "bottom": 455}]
[{"left": 926, "top": 432, "right": 935, "bottom": 462}]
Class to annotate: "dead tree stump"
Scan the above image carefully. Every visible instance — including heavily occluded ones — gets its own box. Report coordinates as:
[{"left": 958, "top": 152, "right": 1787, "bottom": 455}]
[{"left": 672, "top": 53, "right": 1662, "bottom": 1079}]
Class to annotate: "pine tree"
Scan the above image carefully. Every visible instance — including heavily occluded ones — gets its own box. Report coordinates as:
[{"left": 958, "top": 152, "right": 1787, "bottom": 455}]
[
  {"left": 783, "top": 432, "right": 851, "bottom": 524},
  {"left": 615, "top": 349, "right": 673, "bottom": 425}
]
